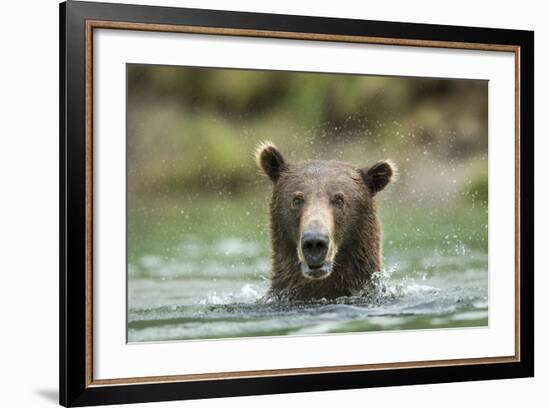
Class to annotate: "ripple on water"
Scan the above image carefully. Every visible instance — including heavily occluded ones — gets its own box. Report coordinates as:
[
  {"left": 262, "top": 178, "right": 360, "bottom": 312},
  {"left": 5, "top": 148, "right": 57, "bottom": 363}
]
[{"left": 127, "top": 236, "right": 488, "bottom": 342}]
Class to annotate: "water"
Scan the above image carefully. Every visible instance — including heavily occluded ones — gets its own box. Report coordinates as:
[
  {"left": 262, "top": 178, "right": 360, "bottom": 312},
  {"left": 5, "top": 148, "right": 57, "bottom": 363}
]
[{"left": 127, "top": 196, "right": 488, "bottom": 342}]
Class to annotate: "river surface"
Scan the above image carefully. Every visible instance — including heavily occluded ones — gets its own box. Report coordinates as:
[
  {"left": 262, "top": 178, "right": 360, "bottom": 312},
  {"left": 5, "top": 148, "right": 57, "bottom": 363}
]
[{"left": 127, "top": 195, "right": 488, "bottom": 342}]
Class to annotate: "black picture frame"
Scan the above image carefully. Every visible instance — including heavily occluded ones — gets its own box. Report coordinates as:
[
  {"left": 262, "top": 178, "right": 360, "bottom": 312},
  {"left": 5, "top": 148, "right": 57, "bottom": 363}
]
[{"left": 60, "top": 1, "right": 534, "bottom": 406}]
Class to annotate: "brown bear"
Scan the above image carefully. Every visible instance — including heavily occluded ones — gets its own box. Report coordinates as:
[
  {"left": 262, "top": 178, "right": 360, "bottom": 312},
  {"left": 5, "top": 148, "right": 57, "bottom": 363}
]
[{"left": 255, "top": 141, "right": 396, "bottom": 301}]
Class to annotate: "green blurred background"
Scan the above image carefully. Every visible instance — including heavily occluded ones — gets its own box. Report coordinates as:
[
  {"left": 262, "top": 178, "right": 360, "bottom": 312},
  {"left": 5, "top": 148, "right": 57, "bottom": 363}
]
[
  {"left": 127, "top": 64, "right": 488, "bottom": 262},
  {"left": 127, "top": 65, "right": 488, "bottom": 197}
]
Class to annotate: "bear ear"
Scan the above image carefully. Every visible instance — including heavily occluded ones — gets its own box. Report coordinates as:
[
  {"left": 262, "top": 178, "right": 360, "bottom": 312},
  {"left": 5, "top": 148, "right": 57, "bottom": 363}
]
[
  {"left": 255, "top": 141, "right": 287, "bottom": 182},
  {"left": 360, "top": 160, "right": 397, "bottom": 195}
]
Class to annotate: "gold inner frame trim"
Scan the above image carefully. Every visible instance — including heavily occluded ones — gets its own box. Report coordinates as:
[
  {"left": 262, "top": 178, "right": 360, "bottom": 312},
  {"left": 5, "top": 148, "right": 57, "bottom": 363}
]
[{"left": 84, "top": 19, "right": 521, "bottom": 388}]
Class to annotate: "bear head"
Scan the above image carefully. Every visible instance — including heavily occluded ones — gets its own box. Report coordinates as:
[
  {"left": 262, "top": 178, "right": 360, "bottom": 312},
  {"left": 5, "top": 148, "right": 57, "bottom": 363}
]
[{"left": 256, "top": 141, "right": 396, "bottom": 299}]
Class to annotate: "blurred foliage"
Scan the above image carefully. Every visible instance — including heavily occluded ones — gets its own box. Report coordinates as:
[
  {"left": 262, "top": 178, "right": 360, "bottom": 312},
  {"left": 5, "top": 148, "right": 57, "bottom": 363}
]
[
  {"left": 462, "top": 165, "right": 489, "bottom": 204},
  {"left": 127, "top": 64, "right": 488, "bottom": 199}
]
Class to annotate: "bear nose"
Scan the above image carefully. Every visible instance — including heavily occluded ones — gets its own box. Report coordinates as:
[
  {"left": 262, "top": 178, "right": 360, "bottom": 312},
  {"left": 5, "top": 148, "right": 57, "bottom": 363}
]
[{"left": 301, "top": 231, "right": 329, "bottom": 268}]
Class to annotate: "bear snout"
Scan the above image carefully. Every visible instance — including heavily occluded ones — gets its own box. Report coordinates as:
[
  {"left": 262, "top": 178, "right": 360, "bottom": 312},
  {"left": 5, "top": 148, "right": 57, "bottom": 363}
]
[{"left": 301, "top": 230, "right": 330, "bottom": 268}]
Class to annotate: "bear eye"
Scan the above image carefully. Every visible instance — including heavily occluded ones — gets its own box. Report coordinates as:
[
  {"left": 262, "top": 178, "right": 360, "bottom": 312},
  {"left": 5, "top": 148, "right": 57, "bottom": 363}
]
[
  {"left": 292, "top": 194, "right": 304, "bottom": 209},
  {"left": 331, "top": 193, "right": 345, "bottom": 209}
]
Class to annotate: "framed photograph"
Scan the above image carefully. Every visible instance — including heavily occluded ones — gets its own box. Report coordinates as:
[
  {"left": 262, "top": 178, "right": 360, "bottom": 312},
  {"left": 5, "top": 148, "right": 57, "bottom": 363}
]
[{"left": 60, "top": 1, "right": 534, "bottom": 406}]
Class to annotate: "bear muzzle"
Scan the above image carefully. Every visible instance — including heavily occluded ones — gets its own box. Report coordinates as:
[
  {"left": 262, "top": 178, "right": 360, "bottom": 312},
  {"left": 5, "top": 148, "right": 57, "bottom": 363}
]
[{"left": 299, "top": 230, "right": 335, "bottom": 280}]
